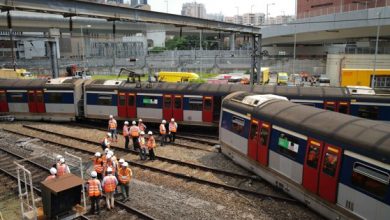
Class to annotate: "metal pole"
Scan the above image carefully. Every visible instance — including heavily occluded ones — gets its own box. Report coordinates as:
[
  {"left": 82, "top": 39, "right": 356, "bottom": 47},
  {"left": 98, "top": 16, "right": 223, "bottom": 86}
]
[
  {"left": 7, "top": 11, "right": 16, "bottom": 71},
  {"left": 113, "top": 21, "right": 117, "bottom": 74},
  {"left": 293, "top": 24, "right": 297, "bottom": 75},
  {"left": 80, "top": 26, "right": 85, "bottom": 69},
  {"left": 371, "top": 12, "right": 381, "bottom": 88}
]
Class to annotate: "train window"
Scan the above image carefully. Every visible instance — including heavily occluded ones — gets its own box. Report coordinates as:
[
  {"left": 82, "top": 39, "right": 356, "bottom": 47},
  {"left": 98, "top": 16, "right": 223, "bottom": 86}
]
[
  {"left": 96, "top": 95, "right": 112, "bottom": 105},
  {"left": 46, "top": 93, "right": 62, "bottom": 103},
  {"left": 306, "top": 144, "right": 320, "bottom": 169},
  {"left": 231, "top": 116, "right": 245, "bottom": 135},
  {"left": 188, "top": 98, "right": 203, "bottom": 111},
  {"left": 128, "top": 95, "right": 135, "bottom": 106},
  {"left": 36, "top": 92, "right": 43, "bottom": 103},
  {"left": 338, "top": 103, "right": 349, "bottom": 114},
  {"left": 10, "top": 93, "right": 24, "bottom": 102},
  {"left": 277, "top": 133, "right": 299, "bottom": 159},
  {"left": 174, "top": 97, "right": 182, "bottom": 109},
  {"left": 322, "top": 151, "right": 338, "bottom": 177},
  {"left": 143, "top": 97, "right": 158, "bottom": 107},
  {"left": 249, "top": 123, "right": 258, "bottom": 140},
  {"left": 351, "top": 162, "right": 389, "bottom": 198},
  {"left": 118, "top": 95, "right": 126, "bottom": 106},
  {"left": 164, "top": 97, "right": 171, "bottom": 108},
  {"left": 204, "top": 98, "right": 212, "bottom": 111},
  {"left": 260, "top": 126, "right": 269, "bottom": 146},
  {"left": 358, "top": 106, "right": 378, "bottom": 120}
]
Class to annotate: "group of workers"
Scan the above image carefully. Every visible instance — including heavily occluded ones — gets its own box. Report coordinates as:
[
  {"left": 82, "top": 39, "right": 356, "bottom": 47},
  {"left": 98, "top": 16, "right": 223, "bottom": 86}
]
[{"left": 43, "top": 115, "right": 179, "bottom": 215}]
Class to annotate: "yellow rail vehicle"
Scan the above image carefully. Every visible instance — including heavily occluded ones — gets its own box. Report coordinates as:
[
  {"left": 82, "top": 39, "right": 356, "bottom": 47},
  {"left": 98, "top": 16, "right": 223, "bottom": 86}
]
[
  {"left": 156, "top": 72, "right": 199, "bottom": 83},
  {"left": 0, "top": 68, "right": 32, "bottom": 79},
  {"left": 341, "top": 68, "right": 390, "bottom": 87}
]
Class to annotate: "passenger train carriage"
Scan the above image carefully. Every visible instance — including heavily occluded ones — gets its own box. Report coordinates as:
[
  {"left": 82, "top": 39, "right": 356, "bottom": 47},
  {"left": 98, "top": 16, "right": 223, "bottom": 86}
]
[
  {"left": 0, "top": 78, "right": 390, "bottom": 123},
  {"left": 220, "top": 91, "right": 390, "bottom": 220}
]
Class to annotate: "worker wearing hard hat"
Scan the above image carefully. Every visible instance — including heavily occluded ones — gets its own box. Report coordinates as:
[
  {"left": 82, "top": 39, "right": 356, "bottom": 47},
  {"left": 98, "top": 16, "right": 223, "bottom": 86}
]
[
  {"left": 56, "top": 157, "right": 71, "bottom": 177},
  {"left": 168, "top": 118, "right": 178, "bottom": 143},
  {"left": 101, "top": 133, "right": 111, "bottom": 151},
  {"left": 129, "top": 121, "right": 140, "bottom": 151},
  {"left": 147, "top": 131, "right": 156, "bottom": 160},
  {"left": 87, "top": 171, "right": 102, "bottom": 215},
  {"left": 108, "top": 115, "right": 118, "bottom": 143},
  {"left": 44, "top": 167, "right": 57, "bottom": 181},
  {"left": 123, "top": 121, "right": 130, "bottom": 150},
  {"left": 159, "top": 120, "right": 167, "bottom": 146},
  {"left": 138, "top": 131, "right": 147, "bottom": 160},
  {"left": 138, "top": 119, "right": 147, "bottom": 132},
  {"left": 118, "top": 162, "right": 132, "bottom": 201},
  {"left": 103, "top": 153, "right": 116, "bottom": 177},
  {"left": 93, "top": 152, "right": 104, "bottom": 181},
  {"left": 52, "top": 154, "right": 63, "bottom": 168},
  {"left": 102, "top": 167, "right": 118, "bottom": 210}
]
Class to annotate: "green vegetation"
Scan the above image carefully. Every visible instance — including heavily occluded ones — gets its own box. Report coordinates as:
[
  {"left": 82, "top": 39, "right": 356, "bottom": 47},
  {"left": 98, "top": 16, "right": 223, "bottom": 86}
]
[{"left": 165, "top": 35, "right": 220, "bottom": 50}]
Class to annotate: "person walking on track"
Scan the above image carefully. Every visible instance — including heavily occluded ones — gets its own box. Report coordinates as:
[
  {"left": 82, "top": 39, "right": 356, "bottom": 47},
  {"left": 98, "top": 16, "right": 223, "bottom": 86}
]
[
  {"left": 123, "top": 121, "right": 130, "bottom": 150},
  {"left": 118, "top": 162, "right": 132, "bottom": 201},
  {"left": 147, "top": 131, "right": 156, "bottom": 160},
  {"left": 102, "top": 167, "right": 118, "bottom": 210},
  {"left": 87, "top": 171, "right": 102, "bottom": 215},
  {"left": 138, "top": 131, "right": 147, "bottom": 160},
  {"left": 169, "top": 118, "right": 178, "bottom": 143},
  {"left": 93, "top": 152, "right": 104, "bottom": 181},
  {"left": 108, "top": 115, "right": 118, "bottom": 142},
  {"left": 130, "top": 121, "right": 140, "bottom": 151},
  {"left": 159, "top": 120, "right": 167, "bottom": 146}
]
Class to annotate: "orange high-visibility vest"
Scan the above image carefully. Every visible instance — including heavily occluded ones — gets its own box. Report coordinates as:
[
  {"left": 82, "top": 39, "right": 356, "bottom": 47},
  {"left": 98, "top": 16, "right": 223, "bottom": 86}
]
[
  {"left": 88, "top": 179, "right": 101, "bottom": 197},
  {"left": 57, "top": 164, "right": 67, "bottom": 176},
  {"left": 109, "top": 119, "right": 117, "bottom": 129},
  {"left": 130, "top": 126, "right": 140, "bottom": 137},
  {"left": 147, "top": 136, "right": 156, "bottom": 149},
  {"left": 104, "top": 161, "right": 116, "bottom": 175},
  {"left": 123, "top": 125, "right": 129, "bottom": 136},
  {"left": 44, "top": 175, "right": 56, "bottom": 182},
  {"left": 169, "top": 122, "right": 177, "bottom": 132},
  {"left": 102, "top": 155, "right": 107, "bottom": 167},
  {"left": 118, "top": 167, "right": 132, "bottom": 184},
  {"left": 94, "top": 158, "right": 103, "bottom": 174},
  {"left": 103, "top": 176, "right": 117, "bottom": 193},
  {"left": 159, "top": 124, "right": 166, "bottom": 134}
]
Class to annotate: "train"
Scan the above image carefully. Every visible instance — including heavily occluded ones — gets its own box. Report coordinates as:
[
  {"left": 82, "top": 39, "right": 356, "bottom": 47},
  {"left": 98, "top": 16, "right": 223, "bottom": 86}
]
[
  {"left": 219, "top": 91, "right": 389, "bottom": 220},
  {"left": 0, "top": 77, "right": 389, "bottom": 123}
]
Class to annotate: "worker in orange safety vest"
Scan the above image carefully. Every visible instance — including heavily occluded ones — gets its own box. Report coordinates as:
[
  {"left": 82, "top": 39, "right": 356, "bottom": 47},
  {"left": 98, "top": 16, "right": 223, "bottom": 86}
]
[
  {"left": 108, "top": 115, "right": 118, "bottom": 142},
  {"left": 129, "top": 121, "right": 140, "bottom": 151},
  {"left": 102, "top": 167, "right": 118, "bottom": 210},
  {"left": 138, "top": 131, "right": 147, "bottom": 160},
  {"left": 56, "top": 157, "right": 70, "bottom": 177},
  {"left": 123, "top": 121, "right": 130, "bottom": 150},
  {"left": 93, "top": 152, "right": 104, "bottom": 181},
  {"left": 138, "top": 119, "right": 147, "bottom": 132},
  {"left": 87, "top": 171, "right": 102, "bottom": 215},
  {"left": 168, "top": 118, "right": 178, "bottom": 143},
  {"left": 159, "top": 120, "right": 167, "bottom": 146},
  {"left": 118, "top": 162, "right": 132, "bottom": 201},
  {"left": 147, "top": 131, "right": 156, "bottom": 160}
]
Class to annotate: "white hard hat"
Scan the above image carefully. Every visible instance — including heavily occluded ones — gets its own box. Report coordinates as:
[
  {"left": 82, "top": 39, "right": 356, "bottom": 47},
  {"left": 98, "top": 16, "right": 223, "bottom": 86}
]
[
  {"left": 140, "top": 131, "right": 145, "bottom": 135},
  {"left": 56, "top": 155, "right": 63, "bottom": 160},
  {"left": 119, "top": 158, "right": 125, "bottom": 163},
  {"left": 132, "top": 121, "right": 136, "bottom": 125},
  {"left": 124, "top": 121, "right": 129, "bottom": 125},
  {"left": 104, "top": 148, "right": 110, "bottom": 153},
  {"left": 138, "top": 119, "right": 142, "bottom": 122},
  {"left": 148, "top": 131, "right": 153, "bottom": 135},
  {"left": 107, "top": 132, "right": 112, "bottom": 137},
  {"left": 108, "top": 150, "right": 114, "bottom": 155},
  {"left": 162, "top": 120, "right": 166, "bottom": 123},
  {"left": 107, "top": 154, "right": 112, "bottom": 159},
  {"left": 50, "top": 167, "right": 57, "bottom": 175},
  {"left": 107, "top": 167, "right": 113, "bottom": 173},
  {"left": 95, "top": 152, "right": 101, "bottom": 157},
  {"left": 109, "top": 115, "right": 113, "bottom": 118},
  {"left": 171, "top": 118, "right": 175, "bottom": 122},
  {"left": 123, "top": 162, "right": 128, "bottom": 167},
  {"left": 60, "top": 158, "right": 65, "bottom": 163},
  {"left": 91, "top": 171, "right": 97, "bottom": 178}
]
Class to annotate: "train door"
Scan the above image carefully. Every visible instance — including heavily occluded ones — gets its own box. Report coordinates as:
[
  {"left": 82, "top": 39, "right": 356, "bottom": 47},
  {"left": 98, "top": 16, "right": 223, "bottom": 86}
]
[
  {"left": 302, "top": 139, "right": 324, "bottom": 194},
  {"left": 247, "top": 119, "right": 259, "bottom": 161},
  {"left": 35, "top": 90, "right": 45, "bottom": 113},
  {"left": 27, "top": 90, "right": 37, "bottom": 113},
  {"left": 117, "top": 92, "right": 127, "bottom": 117},
  {"left": 324, "top": 101, "right": 337, "bottom": 112},
  {"left": 318, "top": 144, "right": 342, "bottom": 203},
  {"left": 257, "top": 122, "right": 271, "bottom": 166},
  {"left": 127, "top": 93, "right": 136, "bottom": 118},
  {"left": 173, "top": 95, "right": 183, "bottom": 121},
  {"left": 0, "top": 90, "right": 9, "bottom": 112},
  {"left": 202, "top": 96, "right": 213, "bottom": 123},
  {"left": 338, "top": 101, "right": 350, "bottom": 114},
  {"left": 163, "top": 94, "right": 173, "bottom": 121}
]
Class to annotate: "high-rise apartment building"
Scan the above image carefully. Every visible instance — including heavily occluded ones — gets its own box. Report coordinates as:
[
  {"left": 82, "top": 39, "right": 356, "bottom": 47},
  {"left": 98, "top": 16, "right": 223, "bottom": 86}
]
[
  {"left": 130, "top": 0, "right": 138, "bottom": 7},
  {"left": 181, "top": 2, "right": 206, "bottom": 18}
]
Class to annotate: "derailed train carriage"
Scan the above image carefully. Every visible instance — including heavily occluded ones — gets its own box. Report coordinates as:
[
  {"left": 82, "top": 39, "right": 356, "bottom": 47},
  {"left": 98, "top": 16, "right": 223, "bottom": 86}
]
[{"left": 220, "top": 91, "right": 390, "bottom": 220}]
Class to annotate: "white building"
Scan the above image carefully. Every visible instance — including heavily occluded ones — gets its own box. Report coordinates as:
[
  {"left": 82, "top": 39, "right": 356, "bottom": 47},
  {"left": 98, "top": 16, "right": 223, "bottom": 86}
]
[
  {"left": 181, "top": 2, "right": 206, "bottom": 18},
  {"left": 207, "top": 13, "right": 224, "bottom": 21}
]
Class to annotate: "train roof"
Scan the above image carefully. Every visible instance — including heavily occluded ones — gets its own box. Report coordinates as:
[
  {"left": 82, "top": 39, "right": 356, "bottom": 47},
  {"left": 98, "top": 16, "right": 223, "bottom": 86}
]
[
  {"left": 223, "top": 92, "right": 390, "bottom": 164},
  {"left": 0, "top": 79, "right": 47, "bottom": 89},
  {"left": 45, "top": 77, "right": 85, "bottom": 90}
]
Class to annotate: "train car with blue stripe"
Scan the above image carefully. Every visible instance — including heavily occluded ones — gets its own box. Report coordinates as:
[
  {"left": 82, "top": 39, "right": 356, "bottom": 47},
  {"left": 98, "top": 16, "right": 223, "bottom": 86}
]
[
  {"left": 0, "top": 77, "right": 83, "bottom": 121},
  {"left": 220, "top": 91, "right": 390, "bottom": 220}
]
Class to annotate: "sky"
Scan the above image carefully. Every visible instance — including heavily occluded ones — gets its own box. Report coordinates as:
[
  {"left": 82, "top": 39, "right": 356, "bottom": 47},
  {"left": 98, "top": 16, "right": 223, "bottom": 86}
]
[{"left": 131, "top": 0, "right": 296, "bottom": 17}]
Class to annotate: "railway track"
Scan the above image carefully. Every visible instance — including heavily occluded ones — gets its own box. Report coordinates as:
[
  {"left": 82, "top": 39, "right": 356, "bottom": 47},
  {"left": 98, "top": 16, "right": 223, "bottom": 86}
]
[
  {"left": 0, "top": 143, "right": 156, "bottom": 220},
  {"left": 4, "top": 125, "right": 297, "bottom": 203}
]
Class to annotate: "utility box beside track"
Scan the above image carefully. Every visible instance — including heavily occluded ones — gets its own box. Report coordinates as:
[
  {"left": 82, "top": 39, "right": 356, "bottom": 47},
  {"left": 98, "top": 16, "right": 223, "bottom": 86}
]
[{"left": 40, "top": 174, "right": 84, "bottom": 219}]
